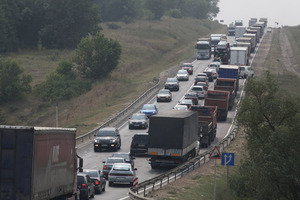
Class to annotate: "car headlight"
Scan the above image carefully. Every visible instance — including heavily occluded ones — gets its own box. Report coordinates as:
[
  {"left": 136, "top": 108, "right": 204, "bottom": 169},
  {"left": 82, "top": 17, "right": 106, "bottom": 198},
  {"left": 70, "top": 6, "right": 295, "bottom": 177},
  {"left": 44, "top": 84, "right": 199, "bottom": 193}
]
[
  {"left": 94, "top": 139, "right": 99, "bottom": 143},
  {"left": 111, "top": 139, "right": 116, "bottom": 143}
]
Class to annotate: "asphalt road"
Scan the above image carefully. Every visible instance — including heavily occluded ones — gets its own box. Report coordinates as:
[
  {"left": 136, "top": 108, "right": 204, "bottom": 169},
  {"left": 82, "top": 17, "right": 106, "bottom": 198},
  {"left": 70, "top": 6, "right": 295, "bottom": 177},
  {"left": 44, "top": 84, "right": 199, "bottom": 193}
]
[{"left": 77, "top": 36, "right": 253, "bottom": 200}]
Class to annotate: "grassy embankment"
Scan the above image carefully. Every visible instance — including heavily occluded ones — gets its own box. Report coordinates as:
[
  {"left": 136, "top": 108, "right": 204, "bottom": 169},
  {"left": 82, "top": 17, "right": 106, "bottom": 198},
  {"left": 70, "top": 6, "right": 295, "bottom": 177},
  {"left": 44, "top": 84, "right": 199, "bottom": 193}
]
[
  {"left": 150, "top": 27, "right": 300, "bottom": 200},
  {"left": 3, "top": 17, "right": 226, "bottom": 135}
]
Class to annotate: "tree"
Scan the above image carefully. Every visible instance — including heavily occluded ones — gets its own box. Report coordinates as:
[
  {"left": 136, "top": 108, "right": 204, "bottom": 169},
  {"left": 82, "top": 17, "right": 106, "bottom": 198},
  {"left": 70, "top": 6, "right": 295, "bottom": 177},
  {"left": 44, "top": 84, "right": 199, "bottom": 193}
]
[
  {"left": 231, "top": 72, "right": 300, "bottom": 200},
  {"left": 0, "top": 57, "right": 32, "bottom": 103},
  {"left": 144, "top": 0, "right": 165, "bottom": 20},
  {"left": 74, "top": 32, "right": 122, "bottom": 80}
]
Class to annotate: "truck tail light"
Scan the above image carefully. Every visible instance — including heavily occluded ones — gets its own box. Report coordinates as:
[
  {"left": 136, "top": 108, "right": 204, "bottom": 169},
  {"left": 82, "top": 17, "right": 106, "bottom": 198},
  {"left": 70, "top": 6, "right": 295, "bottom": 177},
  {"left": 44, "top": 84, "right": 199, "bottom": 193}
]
[{"left": 81, "top": 184, "right": 88, "bottom": 189}]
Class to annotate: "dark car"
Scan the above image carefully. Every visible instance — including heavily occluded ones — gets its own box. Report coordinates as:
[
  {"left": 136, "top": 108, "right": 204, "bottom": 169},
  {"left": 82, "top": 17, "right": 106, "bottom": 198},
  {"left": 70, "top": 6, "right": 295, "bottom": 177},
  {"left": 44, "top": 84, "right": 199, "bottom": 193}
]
[
  {"left": 128, "top": 113, "right": 148, "bottom": 129},
  {"left": 102, "top": 157, "right": 126, "bottom": 179},
  {"left": 181, "top": 63, "right": 194, "bottom": 75},
  {"left": 178, "top": 99, "right": 193, "bottom": 109},
  {"left": 112, "top": 152, "right": 135, "bottom": 168},
  {"left": 194, "top": 76, "right": 209, "bottom": 86},
  {"left": 157, "top": 89, "right": 172, "bottom": 102},
  {"left": 82, "top": 169, "right": 106, "bottom": 194},
  {"left": 94, "top": 127, "right": 121, "bottom": 152},
  {"left": 164, "top": 77, "right": 179, "bottom": 91},
  {"left": 77, "top": 173, "right": 95, "bottom": 200},
  {"left": 130, "top": 133, "right": 149, "bottom": 156},
  {"left": 184, "top": 92, "right": 199, "bottom": 105}
]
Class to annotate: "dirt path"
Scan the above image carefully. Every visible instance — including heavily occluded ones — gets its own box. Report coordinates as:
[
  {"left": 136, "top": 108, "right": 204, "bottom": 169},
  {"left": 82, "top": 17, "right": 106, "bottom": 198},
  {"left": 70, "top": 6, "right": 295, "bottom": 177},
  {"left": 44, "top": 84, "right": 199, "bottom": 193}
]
[{"left": 279, "top": 28, "right": 300, "bottom": 76}]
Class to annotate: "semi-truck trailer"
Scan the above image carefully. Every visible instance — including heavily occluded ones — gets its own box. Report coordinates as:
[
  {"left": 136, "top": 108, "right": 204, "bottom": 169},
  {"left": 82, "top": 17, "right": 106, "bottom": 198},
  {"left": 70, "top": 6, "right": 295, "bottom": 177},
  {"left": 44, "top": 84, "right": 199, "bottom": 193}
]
[
  {"left": 236, "top": 37, "right": 254, "bottom": 53},
  {"left": 230, "top": 46, "right": 249, "bottom": 66},
  {"left": 0, "top": 125, "right": 82, "bottom": 200},
  {"left": 205, "top": 90, "right": 230, "bottom": 121},
  {"left": 190, "top": 105, "right": 217, "bottom": 148},
  {"left": 214, "top": 78, "right": 237, "bottom": 110},
  {"left": 148, "top": 110, "right": 199, "bottom": 169},
  {"left": 218, "top": 65, "right": 240, "bottom": 92},
  {"left": 235, "top": 26, "right": 246, "bottom": 39}
]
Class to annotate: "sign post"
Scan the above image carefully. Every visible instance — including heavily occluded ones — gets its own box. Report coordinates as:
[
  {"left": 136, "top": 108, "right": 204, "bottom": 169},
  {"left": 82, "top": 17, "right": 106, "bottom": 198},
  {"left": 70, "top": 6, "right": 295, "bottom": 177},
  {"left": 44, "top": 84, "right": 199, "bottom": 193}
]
[
  {"left": 209, "top": 146, "right": 221, "bottom": 200},
  {"left": 222, "top": 153, "right": 235, "bottom": 200}
]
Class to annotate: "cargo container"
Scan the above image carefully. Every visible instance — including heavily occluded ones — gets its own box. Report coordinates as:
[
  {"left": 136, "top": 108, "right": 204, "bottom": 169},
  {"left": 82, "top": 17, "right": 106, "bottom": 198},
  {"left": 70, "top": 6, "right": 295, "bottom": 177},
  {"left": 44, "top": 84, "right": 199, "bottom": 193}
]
[
  {"left": 190, "top": 105, "right": 217, "bottom": 148},
  {"left": 236, "top": 42, "right": 251, "bottom": 58},
  {"left": 235, "top": 26, "right": 246, "bottom": 39},
  {"left": 205, "top": 90, "right": 230, "bottom": 121},
  {"left": 230, "top": 47, "right": 249, "bottom": 66},
  {"left": 148, "top": 110, "right": 199, "bottom": 168},
  {"left": 0, "top": 126, "right": 82, "bottom": 200},
  {"left": 243, "top": 33, "right": 257, "bottom": 47},
  {"left": 246, "top": 29, "right": 259, "bottom": 43},
  {"left": 250, "top": 26, "right": 262, "bottom": 38},
  {"left": 214, "top": 78, "right": 237, "bottom": 110},
  {"left": 218, "top": 65, "right": 240, "bottom": 92},
  {"left": 236, "top": 37, "right": 254, "bottom": 53}
]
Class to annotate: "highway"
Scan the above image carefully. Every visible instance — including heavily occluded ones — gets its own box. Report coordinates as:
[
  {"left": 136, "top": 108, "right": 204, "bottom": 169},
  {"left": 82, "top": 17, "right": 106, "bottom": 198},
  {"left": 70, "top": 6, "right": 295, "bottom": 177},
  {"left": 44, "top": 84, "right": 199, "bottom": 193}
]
[{"left": 75, "top": 36, "right": 252, "bottom": 199}]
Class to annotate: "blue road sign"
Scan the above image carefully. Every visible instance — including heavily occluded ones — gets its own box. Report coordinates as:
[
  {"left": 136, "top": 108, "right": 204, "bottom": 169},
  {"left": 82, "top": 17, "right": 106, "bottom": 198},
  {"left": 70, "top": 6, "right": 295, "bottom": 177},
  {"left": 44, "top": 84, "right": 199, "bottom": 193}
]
[{"left": 221, "top": 153, "right": 235, "bottom": 166}]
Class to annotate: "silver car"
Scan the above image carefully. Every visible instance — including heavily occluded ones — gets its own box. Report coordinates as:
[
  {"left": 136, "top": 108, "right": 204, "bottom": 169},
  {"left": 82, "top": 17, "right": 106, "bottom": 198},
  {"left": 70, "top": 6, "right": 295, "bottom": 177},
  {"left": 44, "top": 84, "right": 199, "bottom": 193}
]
[
  {"left": 176, "top": 69, "right": 189, "bottom": 81},
  {"left": 108, "top": 163, "right": 137, "bottom": 186},
  {"left": 156, "top": 89, "right": 172, "bottom": 102},
  {"left": 191, "top": 85, "right": 206, "bottom": 99}
]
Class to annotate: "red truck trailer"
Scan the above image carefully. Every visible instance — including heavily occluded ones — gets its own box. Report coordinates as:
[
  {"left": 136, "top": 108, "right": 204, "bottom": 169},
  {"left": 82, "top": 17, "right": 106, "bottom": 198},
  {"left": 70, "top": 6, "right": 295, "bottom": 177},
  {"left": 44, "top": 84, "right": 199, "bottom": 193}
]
[
  {"left": 214, "top": 78, "right": 237, "bottom": 110},
  {"left": 0, "top": 126, "right": 83, "bottom": 200},
  {"left": 204, "top": 90, "right": 229, "bottom": 121},
  {"left": 190, "top": 105, "right": 217, "bottom": 147}
]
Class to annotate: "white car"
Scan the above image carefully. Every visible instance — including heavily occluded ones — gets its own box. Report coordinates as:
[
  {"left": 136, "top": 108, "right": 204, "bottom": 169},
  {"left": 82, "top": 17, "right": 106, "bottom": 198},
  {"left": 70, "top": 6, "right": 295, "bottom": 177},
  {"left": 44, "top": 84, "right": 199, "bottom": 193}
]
[
  {"left": 173, "top": 104, "right": 188, "bottom": 110},
  {"left": 176, "top": 70, "right": 189, "bottom": 81},
  {"left": 191, "top": 85, "right": 206, "bottom": 99},
  {"left": 239, "top": 66, "right": 254, "bottom": 78}
]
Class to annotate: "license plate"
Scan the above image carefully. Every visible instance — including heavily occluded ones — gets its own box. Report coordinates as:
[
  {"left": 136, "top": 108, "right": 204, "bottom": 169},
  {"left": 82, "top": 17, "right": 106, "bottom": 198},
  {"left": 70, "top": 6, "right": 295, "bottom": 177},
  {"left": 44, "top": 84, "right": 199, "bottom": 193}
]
[
  {"left": 102, "top": 144, "right": 108, "bottom": 147},
  {"left": 138, "top": 144, "right": 146, "bottom": 147}
]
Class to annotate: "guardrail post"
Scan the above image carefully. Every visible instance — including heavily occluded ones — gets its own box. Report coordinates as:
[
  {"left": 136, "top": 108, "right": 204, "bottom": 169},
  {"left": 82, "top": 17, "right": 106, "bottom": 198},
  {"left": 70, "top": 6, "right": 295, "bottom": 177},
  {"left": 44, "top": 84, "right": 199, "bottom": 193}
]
[
  {"left": 152, "top": 182, "right": 155, "bottom": 191},
  {"left": 144, "top": 186, "right": 146, "bottom": 196},
  {"left": 160, "top": 178, "right": 163, "bottom": 188},
  {"left": 175, "top": 172, "right": 177, "bottom": 180},
  {"left": 167, "top": 175, "right": 170, "bottom": 184}
]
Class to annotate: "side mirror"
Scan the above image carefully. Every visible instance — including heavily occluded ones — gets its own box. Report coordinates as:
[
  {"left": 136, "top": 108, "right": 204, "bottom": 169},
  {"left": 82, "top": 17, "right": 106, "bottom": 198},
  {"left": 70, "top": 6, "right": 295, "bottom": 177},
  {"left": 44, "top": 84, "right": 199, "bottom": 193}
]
[
  {"left": 134, "top": 168, "right": 137, "bottom": 171},
  {"left": 103, "top": 161, "right": 105, "bottom": 164}
]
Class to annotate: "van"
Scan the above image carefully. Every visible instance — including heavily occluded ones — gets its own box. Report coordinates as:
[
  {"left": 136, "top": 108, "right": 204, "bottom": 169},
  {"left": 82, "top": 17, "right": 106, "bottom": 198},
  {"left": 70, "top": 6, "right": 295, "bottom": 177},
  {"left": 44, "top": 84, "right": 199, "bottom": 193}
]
[
  {"left": 239, "top": 66, "right": 254, "bottom": 78},
  {"left": 130, "top": 133, "right": 149, "bottom": 156}
]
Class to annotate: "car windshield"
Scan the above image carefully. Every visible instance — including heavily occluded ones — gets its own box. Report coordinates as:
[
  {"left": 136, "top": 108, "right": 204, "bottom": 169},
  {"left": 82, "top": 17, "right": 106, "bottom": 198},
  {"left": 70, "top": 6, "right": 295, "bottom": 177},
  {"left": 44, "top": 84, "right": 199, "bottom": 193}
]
[
  {"left": 131, "top": 114, "right": 145, "bottom": 120},
  {"left": 166, "top": 78, "right": 177, "bottom": 83},
  {"left": 97, "top": 130, "right": 115, "bottom": 136},
  {"left": 107, "top": 158, "right": 124, "bottom": 163},
  {"left": 112, "top": 165, "right": 130, "bottom": 171},
  {"left": 112, "top": 153, "right": 129, "bottom": 159},
  {"left": 158, "top": 90, "right": 169, "bottom": 94},
  {"left": 177, "top": 70, "right": 187, "bottom": 74},
  {"left": 77, "top": 176, "right": 85, "bottom": 185},
  {"left": 142, "top": 104, "right": 155, "bottom": 110},
  {"left": 133, "top": 135, "right": 148, "bottom": 142},
  {"left": 82, "top": 171, "right": 98, "bottom": 178},
  {"left": 192, "top": 87, "right": 203, "bottom": 91},
  {"left": 196, "top": 77, "right": 206, "bottom": 82}
]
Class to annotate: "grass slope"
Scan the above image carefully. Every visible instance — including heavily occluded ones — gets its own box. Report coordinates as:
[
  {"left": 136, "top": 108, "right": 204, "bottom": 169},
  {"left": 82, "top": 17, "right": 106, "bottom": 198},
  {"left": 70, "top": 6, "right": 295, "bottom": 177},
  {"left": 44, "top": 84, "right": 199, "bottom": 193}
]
[{"left": 2, "top": 17, "right": 226, "bottom": 135}]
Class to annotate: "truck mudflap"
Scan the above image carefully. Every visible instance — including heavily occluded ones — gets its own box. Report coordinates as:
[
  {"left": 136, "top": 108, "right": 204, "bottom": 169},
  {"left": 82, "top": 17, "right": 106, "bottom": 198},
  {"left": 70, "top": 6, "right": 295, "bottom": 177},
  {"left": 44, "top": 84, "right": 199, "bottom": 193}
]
[{"left": 217, "top": 108, "right": 228, "bottom": 121}]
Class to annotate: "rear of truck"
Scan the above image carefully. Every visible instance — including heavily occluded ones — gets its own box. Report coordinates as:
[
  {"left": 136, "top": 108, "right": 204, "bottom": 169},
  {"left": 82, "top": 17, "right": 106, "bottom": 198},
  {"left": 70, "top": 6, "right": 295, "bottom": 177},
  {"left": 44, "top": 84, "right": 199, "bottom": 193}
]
[
  {"left": 218, "top": 65, "right": 240, "bottom": 92},
  {"left": 148, "top": 110, "right": 199, "bottom": 169},
  {"left": 214, "top": 78, "right": 237, "bottom": 110},
  {"left": 205, "top": 90, "right": 230, "bottom": 121},
  {"left": 0, "top": 126, "right": 77, "bottom": 200}
]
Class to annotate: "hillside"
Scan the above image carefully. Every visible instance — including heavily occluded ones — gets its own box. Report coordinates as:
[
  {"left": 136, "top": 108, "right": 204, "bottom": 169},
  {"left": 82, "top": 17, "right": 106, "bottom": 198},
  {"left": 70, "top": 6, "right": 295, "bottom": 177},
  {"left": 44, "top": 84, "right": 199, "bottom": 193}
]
[{"left": 2, "top": 17, "right": 226, "bottom": 135}]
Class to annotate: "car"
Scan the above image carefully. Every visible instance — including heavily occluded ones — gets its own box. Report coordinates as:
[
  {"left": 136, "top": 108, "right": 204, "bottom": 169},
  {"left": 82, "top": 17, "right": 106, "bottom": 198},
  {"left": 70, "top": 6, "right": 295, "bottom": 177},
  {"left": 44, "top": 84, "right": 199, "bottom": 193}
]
[
  {"left": 176, "top": 69, "right": 189, "bottom": 81},
  {"left": 239, "top": 66, "right": 254, "bottom": 78},
  {"left": 191, "top": 85, "right": 206, "bottom": 99},
  {"left": 178, "top": 99, "right": 193, "bottom": 109},
  {"left": 173, "top": 104, "right": 188, "bottom": 110},
  {"left": 203, "top": 69, "right": 214, "bottom": 82},
  {"left": 156, "top": 89, "right": 172, "bottom": 102},
  {"left": 208, "top": 62, "right": 220, "bottom": 72},
  {"left": 194, "top": 76, "right": 209, "bottom": 86},
  {"left": 165, "top": 77, "right": 179, "bottom": 91},
  {"left": 102, "top": 157, "right": 126, "bottom": 179},
  {"left": 77, "top": 173, "right": 95, "bottom": 200},
  {"left": 195, "top": 82, "right": 208, "bottom": 91},
  {"left": 108, "top": 163, "right": 137, "bottom": 187},
  {"left": 94, "top": 127, "right": 121, "bottom": 152},
  {"left": 111, "top": 152, "right": 135, "bottom": 168},
  {"left": 197, "top": 72, "right": 208, "bottom": 79},
  {"left": 181, "top": 63, "right": 194, "bottom": 75},
  {"left": 130, "top": 133, "right": 149, "bottom": 156},
  {"left": 140, "top": 104, "right": 158, "bottom": 116},
  {"left": 128, "top": 113, "right": 148, "bottom": 129},
  {"left": 208, "top": 68, "right": 218, "bottom": 79},
  {"left": 184, "top": 92, "right": 199, "bottom": 105},
  {"left": 82, "top": 169, "right": 106, "bottom": 194},
  {"left": 267, "top": 27, "right": 272, "bottom": 33}
]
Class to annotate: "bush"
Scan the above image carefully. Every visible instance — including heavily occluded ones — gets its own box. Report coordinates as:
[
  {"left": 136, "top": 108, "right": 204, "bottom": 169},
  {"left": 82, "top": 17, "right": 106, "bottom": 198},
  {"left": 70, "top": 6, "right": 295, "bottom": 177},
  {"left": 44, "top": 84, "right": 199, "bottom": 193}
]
[{"left": 166, "top": 9, "right": 183, "bottom": 19}]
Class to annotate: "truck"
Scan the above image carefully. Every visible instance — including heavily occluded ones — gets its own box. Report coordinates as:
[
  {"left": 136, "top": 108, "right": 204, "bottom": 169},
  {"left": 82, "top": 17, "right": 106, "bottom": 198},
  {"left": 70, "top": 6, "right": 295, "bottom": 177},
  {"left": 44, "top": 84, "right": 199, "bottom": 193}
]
[
  {"left": 243, "top": 33, "right": 257, "bottom": 47},
  {"left": 214, "top": 41, "right": 231, "bottom": 65},
  {"left": 227, "top": 23, "right": 235, "bottom": 36},
  {"left": 246, "top": 29, "right": 259, "bottom": 43},
  {"left": 0, "top": 126, "right": 83, "bottom": 200},
  {"left": 148, "top": 110, "right": 199, "bottom": 169},
  {"left": 210, "top": 34, "right": 222, "bottom": 54},
  {"left": 250, "top": 26, "right": 262, "bottom": 38},
  {"left": 190, "top": 105, "right": 217, "bottom": 148},
  {"left": 248, "top": 19, "right": 256, "bottom": 27},
  {"left": 259, "top": 18, "right": 268, "bottom": 27},
  {"left": 253, "top": 22, "right": 265, "bottom": 35},
  {"left": 235, "top": 26, "right": 246, "bottom": 39},
  {"left": 214, "top": 78, "right": 237, "bottom": 110},
  {"left": 236, "top": 37, "right": 254, "bottom": 53},
  {"left": 230, "top": 46, "right": 249, "bottom": 66},
  {"left": 235, "top": 20, "right": 243, "bottom": 26},
  {"left": 236, "top": 42, "right": 251, "bottom": 58},
  {"left": 205, "top": 90, "right": 230, "bottom": 121},
  {"left": 196, "top": 38, "right": 211, "bottom": 59},
  {"left": 218, "top": 65, "right": 240, "bottom": 92}
]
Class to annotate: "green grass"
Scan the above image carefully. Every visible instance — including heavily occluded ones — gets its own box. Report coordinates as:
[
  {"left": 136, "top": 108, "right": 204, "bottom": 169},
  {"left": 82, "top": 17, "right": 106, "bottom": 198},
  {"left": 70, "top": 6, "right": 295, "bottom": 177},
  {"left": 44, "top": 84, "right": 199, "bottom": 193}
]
[{"left": 1, "top": 17, "right": 226, "bottom": 135}]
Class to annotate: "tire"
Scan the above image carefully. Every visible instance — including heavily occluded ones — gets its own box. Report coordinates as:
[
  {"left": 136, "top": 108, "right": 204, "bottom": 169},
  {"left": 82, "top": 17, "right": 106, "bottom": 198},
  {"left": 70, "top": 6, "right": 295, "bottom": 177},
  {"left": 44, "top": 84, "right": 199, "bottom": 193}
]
[
  {"left": 102, "top": 185, "right": 106, "bottom": 192},
  {"left": 109, "top": 181, "right": 113, "bottom": 186},
  {"left": 98, "top": 186, "right": 102, "bottom": 194},
  {"left": 151, "top": 164, "right": 158, "bottom": 169},
  {"left": 94, "top": 147, "right": 98, "bottom": 152},
  {"left": 90, "top": 192, "right": 94, "bottom": 198}
]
